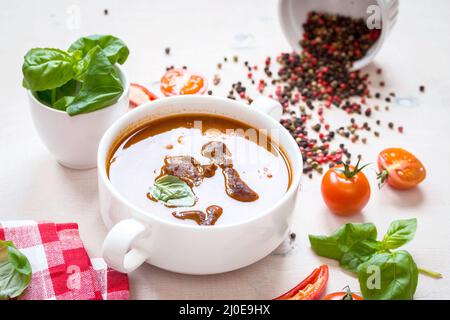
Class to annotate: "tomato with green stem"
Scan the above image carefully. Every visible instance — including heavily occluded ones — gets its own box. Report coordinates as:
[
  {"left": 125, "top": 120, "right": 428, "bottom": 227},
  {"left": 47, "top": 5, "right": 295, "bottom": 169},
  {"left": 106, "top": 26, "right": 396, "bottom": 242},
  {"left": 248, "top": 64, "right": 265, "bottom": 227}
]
[
  {"left": 321, "top": 159, "right": 371, "bottom": 216},
  {"left": 274, "top": 265, "right": 329, "bottom": 300},
  {"left": 377, "top": 148, "right": 426, "bottom": 190},
  {"left": 322, "top": 286, "right": 364, "bottom": 300}
]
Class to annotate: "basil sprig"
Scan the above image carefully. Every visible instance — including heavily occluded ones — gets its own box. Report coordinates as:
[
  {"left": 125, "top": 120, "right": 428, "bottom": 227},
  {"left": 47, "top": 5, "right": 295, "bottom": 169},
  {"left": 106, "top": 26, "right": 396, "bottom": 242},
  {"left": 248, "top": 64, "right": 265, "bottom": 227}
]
[
  {"left": 22, "top": 34, "right": 129, "bottom": 116},
  {"left": 309, "top": 219, "right": 440, "bottom": 300},
  {"left": 0, "top": 240, "right": 32, "bottom": 299},
  {"left": 149, "top": 175, "right": 196, "bottom": 207}
]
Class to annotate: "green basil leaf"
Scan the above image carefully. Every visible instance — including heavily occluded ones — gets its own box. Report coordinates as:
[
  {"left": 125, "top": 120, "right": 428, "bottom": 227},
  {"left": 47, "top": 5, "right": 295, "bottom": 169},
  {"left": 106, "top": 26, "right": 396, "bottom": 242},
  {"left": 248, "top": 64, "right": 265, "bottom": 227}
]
[
  {"left": 309, "top": 222, "right": 377, "bottom": 260},
  {"left": 340, "top": 239, "right": 384, "bottom": 272},
  {"left": 149, "top": 175, "right": 195, "bottom": 207},
  {"left": 382, "top": 218, "right": 417, "bottom": 250},
  {"left": 357, "top": 250, "right": 418, "bottom": 300},
  {"left": 71, "top": 47, "right": 99, "bottom": 81},
  {"left": 65, "top": 46, "right": 123, "bottom": 116},
  {"left": 53, "top": 96, "right": 76, "bottom": 111},
  {"left": 0, "top": 240, "right": 32, "bottom": 299},
  {"left": 35, "top": 79, "right": 81, "bottom": 109},
  {"left": 22, "top": 48, "right": 76, "bottom": 91},
  {"left": 68, "top": 34, "right": 129, "bottom": 65}
]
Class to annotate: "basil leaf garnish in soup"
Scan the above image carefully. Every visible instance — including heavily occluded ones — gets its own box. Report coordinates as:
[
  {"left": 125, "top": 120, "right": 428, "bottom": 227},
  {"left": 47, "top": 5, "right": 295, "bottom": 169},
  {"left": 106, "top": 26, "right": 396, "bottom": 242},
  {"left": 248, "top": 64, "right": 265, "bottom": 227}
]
[
  {"left": 0, "top": 240, "right": 32, "bottom": 299},
  {"left": 149, "top": 175, "right": 196, "bottom": 207}
]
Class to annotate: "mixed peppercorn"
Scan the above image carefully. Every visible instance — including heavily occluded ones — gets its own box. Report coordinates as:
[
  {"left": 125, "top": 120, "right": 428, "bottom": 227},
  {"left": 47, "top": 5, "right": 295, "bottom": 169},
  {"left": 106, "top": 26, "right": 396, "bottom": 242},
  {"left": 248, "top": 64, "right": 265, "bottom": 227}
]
[
  {"left": 164, "top": 12, "right": 424, "bottom": 177},
  {"left": 214, "top": 12, "right": 409, "bottom": 177}
]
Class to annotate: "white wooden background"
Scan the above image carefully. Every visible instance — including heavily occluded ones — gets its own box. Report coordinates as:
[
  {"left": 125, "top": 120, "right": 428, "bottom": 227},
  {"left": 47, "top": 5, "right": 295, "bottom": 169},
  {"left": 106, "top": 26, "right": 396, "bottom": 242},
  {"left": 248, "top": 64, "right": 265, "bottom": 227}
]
[{"left": 0, "top": 0, "right": 449, "bottom": 299}]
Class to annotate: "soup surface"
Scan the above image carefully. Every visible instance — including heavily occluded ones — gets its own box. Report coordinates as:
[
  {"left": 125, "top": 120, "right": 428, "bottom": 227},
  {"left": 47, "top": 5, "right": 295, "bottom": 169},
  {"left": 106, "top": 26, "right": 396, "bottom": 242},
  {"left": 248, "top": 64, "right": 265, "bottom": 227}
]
[{"left": 107, "top": 114, "right": 292, "bottom": 226}]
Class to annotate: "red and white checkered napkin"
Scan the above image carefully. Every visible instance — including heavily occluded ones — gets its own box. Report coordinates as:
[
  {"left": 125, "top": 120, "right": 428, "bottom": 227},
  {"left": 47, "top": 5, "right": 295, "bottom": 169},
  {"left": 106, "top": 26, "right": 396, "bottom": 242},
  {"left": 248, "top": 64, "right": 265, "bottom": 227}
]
[{"left": 0, "top": 220, "right": 129, "bottom": 300}]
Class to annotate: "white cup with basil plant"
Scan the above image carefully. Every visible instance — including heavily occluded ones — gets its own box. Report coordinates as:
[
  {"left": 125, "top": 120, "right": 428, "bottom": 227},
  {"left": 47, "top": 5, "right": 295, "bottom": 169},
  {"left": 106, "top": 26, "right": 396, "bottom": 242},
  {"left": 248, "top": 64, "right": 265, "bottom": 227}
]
[{"left": 22, "top": 35, "right": 130, "bottom": 169}]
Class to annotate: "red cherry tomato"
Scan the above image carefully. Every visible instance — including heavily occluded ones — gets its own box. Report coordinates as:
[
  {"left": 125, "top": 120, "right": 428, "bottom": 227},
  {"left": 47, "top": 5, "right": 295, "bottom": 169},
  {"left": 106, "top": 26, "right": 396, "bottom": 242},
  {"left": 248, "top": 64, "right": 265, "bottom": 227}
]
[
  {"left": 129, "top": 83, "right": 158, "bottom": 107},
  {"left": 321, "top": 160, "right": 371, "bottom": 216},
  {"left": 377, "top": 148, "right": 426, "bottom": 190},
  {"left": 160, "top": 68, "right": 207, "bottom": 96},
  {"left": 322, "top": 287, "right": 364, "bottom": 300}
]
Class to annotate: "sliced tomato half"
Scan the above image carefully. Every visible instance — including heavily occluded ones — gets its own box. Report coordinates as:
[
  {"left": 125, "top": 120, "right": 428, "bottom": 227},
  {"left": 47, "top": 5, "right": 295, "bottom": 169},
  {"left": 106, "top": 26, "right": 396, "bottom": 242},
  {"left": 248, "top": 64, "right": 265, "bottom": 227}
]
[
  {"left": 129, "top": 83, "right": 158, "bottom": 107},
  {"left": 160, "top": 68, "right": 207, "bottom": 97}
]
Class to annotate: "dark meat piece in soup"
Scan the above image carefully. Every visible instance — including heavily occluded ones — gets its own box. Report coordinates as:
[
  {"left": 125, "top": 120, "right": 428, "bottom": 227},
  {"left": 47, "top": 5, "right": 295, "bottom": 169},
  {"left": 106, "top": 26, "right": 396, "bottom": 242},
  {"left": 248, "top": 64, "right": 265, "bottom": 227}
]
[
  {"left": 172, "top": 205, "right": 223, "bottom": 226},
  {"left": 159, "top": 155, "right": 217, "bottom": 186}
]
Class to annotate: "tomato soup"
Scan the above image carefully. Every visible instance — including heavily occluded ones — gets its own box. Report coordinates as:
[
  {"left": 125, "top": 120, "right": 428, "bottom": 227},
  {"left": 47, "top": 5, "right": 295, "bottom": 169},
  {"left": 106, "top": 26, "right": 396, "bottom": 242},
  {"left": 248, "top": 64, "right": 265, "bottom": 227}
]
[{"left": 107, "top": 114, "right": 292, "bottom": 226}]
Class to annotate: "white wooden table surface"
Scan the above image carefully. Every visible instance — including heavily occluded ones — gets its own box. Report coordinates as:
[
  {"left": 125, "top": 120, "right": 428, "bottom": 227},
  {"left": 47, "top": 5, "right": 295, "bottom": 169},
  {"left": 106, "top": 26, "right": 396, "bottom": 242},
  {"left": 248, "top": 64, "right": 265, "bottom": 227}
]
[{"left": 1, "top": 0, "right": 449, "bottom": 299}]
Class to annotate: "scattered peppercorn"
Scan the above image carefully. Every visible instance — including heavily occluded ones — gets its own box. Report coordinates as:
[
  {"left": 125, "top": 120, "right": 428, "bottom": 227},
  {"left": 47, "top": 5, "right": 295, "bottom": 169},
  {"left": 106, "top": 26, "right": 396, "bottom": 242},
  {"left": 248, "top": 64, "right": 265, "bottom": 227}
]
[
  {"left": 213, "top": 74, "right": 221, "bottom": 86},
  {"left": 164, "top": 47, "right": 170, "bottom": 55},
  {"left": 212, "top": 11, "right": 405, "bottom": 177},
  {"left": 419, "top": 85, "right": 425, "bottom": 93}
]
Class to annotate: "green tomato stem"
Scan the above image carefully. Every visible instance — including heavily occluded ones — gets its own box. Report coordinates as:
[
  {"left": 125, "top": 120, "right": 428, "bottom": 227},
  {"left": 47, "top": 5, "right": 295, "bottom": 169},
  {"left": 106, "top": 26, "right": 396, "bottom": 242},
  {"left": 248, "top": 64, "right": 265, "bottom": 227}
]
[{"left": 418, "top": 267, "right": 443, "bottom": 279}]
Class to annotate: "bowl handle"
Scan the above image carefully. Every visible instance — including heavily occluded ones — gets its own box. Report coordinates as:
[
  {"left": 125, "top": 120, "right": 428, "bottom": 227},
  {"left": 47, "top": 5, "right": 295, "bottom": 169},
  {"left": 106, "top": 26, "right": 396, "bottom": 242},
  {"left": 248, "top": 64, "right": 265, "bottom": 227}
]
[
  {"left": 102, "top": 219, "right": 149, "bottom": 273},
  {"left": 250, "top": 96, "right": 283, "bottom": 122}
]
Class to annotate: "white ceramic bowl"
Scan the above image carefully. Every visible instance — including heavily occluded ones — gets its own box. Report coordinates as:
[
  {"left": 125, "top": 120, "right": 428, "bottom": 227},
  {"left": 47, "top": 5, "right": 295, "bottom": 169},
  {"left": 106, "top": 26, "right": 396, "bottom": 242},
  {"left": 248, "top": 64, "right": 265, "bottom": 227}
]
[
  {"left": 27, "top": 66, "right": 130, "bottom": 170},
  {"left": 278, "top": 0, "right": 399, "bottom": 70},
  {"left": 98, "top": 95, "right": 302, "bottom": 274}
]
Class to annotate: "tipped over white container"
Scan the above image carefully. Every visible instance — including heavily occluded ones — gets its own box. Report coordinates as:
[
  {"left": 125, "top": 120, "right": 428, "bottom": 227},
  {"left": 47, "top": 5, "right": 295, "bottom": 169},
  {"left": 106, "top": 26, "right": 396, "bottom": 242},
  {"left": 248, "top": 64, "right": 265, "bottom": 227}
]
[{"left": 278, "top": 0, "right": 399, "bottom": 70}]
